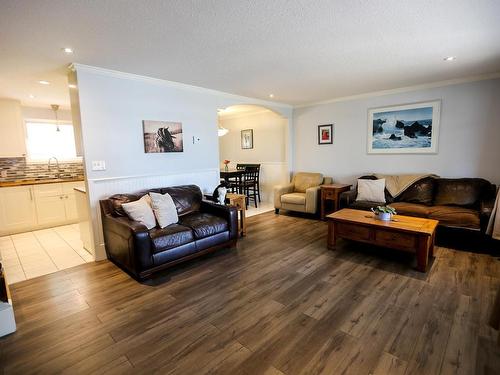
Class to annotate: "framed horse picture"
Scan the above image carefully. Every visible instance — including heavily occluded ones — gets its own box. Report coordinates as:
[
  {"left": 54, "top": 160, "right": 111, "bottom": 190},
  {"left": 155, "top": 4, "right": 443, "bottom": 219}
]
[{"left": 143, "top": 120, "right": 184, "bottom": 153}]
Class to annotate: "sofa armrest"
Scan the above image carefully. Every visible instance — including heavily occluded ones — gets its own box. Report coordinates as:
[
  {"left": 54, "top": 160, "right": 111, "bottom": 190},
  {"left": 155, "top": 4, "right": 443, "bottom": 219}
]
[
  {"left": 340, "top": 189, "right": 357, "bottom": 208},
  {"left": 274, "top": 183, "right": 294, "bottom": 209},
  {"left": 480, "top": 187, "right": 497, "bottom": 232},
  {"left": 100, "top": 212, "right": 153, "bottom": 276},
  {"left": 200, "top": 200, "right": 238, "bottom": 240},
  {"left": 305, "top": 186, "right": 321, "bottom": 214}
]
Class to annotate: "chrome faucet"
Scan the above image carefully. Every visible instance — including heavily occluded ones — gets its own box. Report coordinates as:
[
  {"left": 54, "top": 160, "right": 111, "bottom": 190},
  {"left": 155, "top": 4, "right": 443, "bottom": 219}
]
[{"left": 48, "top": 157, "right": 61, "bottom": 179}]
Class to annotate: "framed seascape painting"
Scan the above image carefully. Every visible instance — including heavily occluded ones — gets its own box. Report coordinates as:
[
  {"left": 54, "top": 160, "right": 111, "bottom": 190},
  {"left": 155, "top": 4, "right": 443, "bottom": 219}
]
[
  {"left": 367, "top": 100, "right": 441, "bottom": 154},
  {"left": 318, "top": 124, "right": 333, "bottom": 144},
  {"left": 143, "top": 120, "right": 184, "bottom": 153},
  {"left": 241, "top": 129, "right": 253, "bottom": 149}
]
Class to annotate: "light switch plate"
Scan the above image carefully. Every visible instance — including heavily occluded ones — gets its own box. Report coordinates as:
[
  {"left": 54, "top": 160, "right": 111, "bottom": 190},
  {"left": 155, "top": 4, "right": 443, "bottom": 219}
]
[{"left": 91, "top": 160, "right": 106, "bottom": 171}]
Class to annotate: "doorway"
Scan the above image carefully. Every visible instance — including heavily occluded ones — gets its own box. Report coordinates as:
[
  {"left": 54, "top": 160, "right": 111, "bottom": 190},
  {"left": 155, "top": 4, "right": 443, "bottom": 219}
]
[{"left": 217, "top": 104, "right": 289, "bottom": 216}]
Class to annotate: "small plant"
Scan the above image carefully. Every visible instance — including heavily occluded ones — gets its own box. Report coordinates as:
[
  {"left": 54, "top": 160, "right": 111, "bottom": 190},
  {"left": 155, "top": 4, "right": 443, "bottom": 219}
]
[
  {"left": 223, "top": 160, "right": 230, "bottom": 171},
  {"left": 371, "top": 205, "right": 397, "bottom": 215}
]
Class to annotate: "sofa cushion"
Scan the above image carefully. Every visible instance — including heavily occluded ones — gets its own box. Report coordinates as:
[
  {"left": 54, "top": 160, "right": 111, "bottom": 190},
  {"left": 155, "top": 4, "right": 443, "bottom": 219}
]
[
  {"left": 390, "top": 202, "right": 431, "bottom": 218},
  {"left": 428, "top": 205, "right": 480, "bottom": 230},
  {"left": 434, "top": 178, "right": 489, "bottom": 207},
  {"left": 149, "top": 224, "right": 194, "bottom": 253},
  {"left": 294, "top": 173, "right": 323, "bottom": 193},
  {"left": 179, "top": 212, "right": 228, "bottom": 239},
  {"left": 281, "top": 192, "right": 306, "bottom": 205},
  {"left": 162, "top": 185, "right": 203, "bottom": 216},
  {"left": 349, "top": 200, "right": 383, "bottom": 211},
  {"left": 397, "top": 177, "right": 435, "bottom": 206}
]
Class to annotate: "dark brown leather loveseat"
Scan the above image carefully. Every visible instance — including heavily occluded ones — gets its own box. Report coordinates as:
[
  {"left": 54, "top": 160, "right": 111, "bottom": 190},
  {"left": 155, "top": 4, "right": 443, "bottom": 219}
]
[
  {"left": 100, "top": 185, "right": 238, "bottom": 280},
  {"left": 340, "top": 176, "right": 496, "bottom": 233}
]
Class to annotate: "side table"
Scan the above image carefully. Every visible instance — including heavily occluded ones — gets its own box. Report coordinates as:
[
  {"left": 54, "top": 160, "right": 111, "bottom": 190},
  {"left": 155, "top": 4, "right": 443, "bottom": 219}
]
[
  {"left": 226, "top": 193, "right": 246, "bottom": 236},
  {"left": 320, "top": 184, "right": 352, "bottom": 220}
]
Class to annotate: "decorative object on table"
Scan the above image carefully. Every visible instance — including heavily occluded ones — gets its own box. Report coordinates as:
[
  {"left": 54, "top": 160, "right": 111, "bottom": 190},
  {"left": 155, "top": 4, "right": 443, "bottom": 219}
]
[
  {"left": 212, "top": 182, "right": 228, "bottom": 205},
  {"left": 143, "top": 120, "right": 183, "bottom": 153},
  {"left": 241, "top": 129, "right": 253, "bottom": 149},
  {"left": 318, "top": 124, "right": 333, "bottom": 144},
  {"left": 371, "top": 205, "right": 397, "bottom": 221},
  {"left": 367, "top": 100, "right": 441, "bottom": 154},
  {"left": 223, "top": 159, "right": 230, "bottom": 172}
]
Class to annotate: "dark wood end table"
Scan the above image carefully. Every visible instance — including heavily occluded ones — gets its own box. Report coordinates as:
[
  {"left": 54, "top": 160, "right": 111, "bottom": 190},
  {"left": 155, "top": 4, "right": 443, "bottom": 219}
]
[{"left": 320, "top": 184, "right": 352, "bottom": 220}]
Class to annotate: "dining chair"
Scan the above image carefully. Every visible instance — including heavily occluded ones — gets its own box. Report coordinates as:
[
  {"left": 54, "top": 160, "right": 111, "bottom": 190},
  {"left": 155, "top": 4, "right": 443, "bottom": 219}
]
[{"left": 240, "top": 164, "right": 261, "bottom": 208}]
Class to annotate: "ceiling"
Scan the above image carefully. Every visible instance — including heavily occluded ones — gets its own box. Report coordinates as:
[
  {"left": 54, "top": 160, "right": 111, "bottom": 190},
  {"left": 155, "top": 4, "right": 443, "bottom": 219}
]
[
  {"left": 1, "top": 0, "right": 499, "bottom": 108},
  {"left": 218, "top": 104, "right": 274, "bottom": 119}
]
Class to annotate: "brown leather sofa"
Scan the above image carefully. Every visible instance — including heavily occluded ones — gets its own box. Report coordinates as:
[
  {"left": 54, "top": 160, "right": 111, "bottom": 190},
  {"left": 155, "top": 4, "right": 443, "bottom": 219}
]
[
  {"left": 340, "top": 176, "right": 496, "bottom": 233},
  {"left": 100, "top": 185, "right": 238, "bottom": 280}
]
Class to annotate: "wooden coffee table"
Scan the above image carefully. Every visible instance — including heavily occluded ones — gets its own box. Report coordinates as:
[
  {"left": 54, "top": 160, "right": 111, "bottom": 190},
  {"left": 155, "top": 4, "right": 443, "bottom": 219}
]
[{"left": 326, "top": 209, "right": 438, "bottom": 272}]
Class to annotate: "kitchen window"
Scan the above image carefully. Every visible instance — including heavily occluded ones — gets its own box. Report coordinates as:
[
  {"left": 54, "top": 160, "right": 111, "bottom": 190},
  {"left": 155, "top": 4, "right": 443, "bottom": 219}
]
[{"left": 25, "top": 122, "right": 78, "bottom": 160}]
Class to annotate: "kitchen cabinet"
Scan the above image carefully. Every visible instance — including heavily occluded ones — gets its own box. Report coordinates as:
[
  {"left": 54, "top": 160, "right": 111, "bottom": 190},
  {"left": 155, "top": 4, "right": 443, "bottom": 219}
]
[
  {"left": 0, "top": 186, "right": 36, "bottom": 234},
  {"left": 0, "top": 181, "right": 85, "bottom": 235},
  {"left": 0, "top": 99, "right": 26, "bottom": 157},
  {"left": 33, "top": 184, "right": 67, "bottom": 226}
]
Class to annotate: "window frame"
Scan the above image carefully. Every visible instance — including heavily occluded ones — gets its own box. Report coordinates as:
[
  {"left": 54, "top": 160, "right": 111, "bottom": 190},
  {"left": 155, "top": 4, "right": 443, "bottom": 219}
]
[{"left": 23, "top": 118, "right": 82, "bottom": 163}]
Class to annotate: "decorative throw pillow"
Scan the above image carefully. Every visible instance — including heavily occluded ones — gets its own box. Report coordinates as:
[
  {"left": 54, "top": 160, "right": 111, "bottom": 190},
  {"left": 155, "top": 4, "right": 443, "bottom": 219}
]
[
  {"left": 121, "top": 195, "right": 156, "bottom": 229},
  {"left": 356, "top": 178, "right": 386, "bottom": 203},
  {"left": 149, "top": 192, "right": 178, "bottom": 228}
]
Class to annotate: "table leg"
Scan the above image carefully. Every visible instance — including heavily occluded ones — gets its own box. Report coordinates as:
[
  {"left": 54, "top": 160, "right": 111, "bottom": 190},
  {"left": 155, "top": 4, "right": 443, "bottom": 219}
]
[
  {"left": 416, "top": 235, "right": 430, "bottom": 272},
  {"left": 240, "top": 206, "right": 246, "bottom": 236},
  {"left": 327, "top": 221, "right": 336, "bottom": 250},
  {"left": 320, "top": 192, "right": 325, "bottom": 220},
  {"left": 333, "top": 193, "right": 339, "bottom": 212}
]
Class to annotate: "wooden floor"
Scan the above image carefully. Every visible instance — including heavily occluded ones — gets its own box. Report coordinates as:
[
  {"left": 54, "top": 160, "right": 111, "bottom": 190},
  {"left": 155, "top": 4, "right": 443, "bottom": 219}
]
[{"left": 1, "top": 212, "right": 499, "bottom": 374}]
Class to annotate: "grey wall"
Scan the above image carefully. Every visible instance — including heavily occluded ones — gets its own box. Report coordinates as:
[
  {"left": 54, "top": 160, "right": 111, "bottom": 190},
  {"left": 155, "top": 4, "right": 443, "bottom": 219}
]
[{"left": 293, "top": 78, "right": 500, "bottom": 184}]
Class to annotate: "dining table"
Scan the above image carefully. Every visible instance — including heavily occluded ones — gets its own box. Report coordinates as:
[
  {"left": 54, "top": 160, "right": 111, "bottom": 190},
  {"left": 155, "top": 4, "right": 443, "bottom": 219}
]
[{"left": 220, "top": 169, "right": 245, "bottom": 194}]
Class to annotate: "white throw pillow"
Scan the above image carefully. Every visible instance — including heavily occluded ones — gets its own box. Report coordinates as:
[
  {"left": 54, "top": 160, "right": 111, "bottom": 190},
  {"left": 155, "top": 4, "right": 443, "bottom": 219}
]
[
  {"left": 356, "top": 179, "right": 386, "bottom": 203},
  {"left": 149, "top": 192, "right": 178, "bottom": 228},
  {"left": 121, "top": 195, "right": 156, "bottom": 229}
]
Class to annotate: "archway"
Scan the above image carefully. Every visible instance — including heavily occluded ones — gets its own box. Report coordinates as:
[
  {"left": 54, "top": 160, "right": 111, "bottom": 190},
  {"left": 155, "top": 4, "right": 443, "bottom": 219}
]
[{"left": 217, "top": 104, "right": 289, "bottom": 214}]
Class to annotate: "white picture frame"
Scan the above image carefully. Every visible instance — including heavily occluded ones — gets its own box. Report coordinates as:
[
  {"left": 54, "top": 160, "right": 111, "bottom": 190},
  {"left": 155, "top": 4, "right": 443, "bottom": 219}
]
[{"left": 367, "top": 100, "right": 441, "bottom": 154}]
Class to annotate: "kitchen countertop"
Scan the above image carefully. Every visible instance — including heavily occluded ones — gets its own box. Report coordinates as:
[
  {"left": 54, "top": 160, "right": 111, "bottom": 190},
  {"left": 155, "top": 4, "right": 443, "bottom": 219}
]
[{"left": 0, "top": 177, "right": 85, "bottom": 188}]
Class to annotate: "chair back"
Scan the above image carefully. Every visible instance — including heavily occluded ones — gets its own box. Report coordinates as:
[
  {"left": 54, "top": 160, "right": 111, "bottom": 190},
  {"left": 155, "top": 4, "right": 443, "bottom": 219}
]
[{"left": 244, "top": 165, "right": 259, "bottom": 182}]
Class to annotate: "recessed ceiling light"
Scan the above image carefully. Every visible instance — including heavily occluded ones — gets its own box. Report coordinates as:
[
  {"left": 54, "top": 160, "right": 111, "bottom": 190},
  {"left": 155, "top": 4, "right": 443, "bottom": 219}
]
[
  {"left": 29, "top": 94, "right": 35, "bottom": 99},
  {"left": 38, "top": 80, "right": 50, "bottom": 85},
  {"left": 62, "top": 47, "right": 73, "bottom": 54},
  {"left": 68, "top": 84, "right": 77, "bottom": 89},
  {"left": 443, "top": 56, "right": 456, "bottom": 61},
  {"left": 269, "top": 94, "right": 274, "bottom": 98}
]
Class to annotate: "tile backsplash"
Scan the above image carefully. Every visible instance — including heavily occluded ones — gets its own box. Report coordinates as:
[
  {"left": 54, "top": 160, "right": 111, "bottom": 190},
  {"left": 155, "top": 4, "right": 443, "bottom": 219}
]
[{"left": 0, "top": 157, "right": 84, "bottom": 182}]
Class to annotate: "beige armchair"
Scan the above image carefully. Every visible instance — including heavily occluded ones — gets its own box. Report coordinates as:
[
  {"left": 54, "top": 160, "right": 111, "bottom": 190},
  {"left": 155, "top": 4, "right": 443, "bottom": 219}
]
[{"left": 274, "top": 172, "right": 333, "bottom": 215}]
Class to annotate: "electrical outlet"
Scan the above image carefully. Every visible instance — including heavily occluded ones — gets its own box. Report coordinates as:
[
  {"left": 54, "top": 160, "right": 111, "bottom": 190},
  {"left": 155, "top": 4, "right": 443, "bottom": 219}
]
[{"left": 91, "top": 160, "right": 106, "bottom": 171}]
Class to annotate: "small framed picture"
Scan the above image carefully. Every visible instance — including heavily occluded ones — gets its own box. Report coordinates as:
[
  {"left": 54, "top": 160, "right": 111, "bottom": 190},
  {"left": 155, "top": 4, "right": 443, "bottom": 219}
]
[
  {"left": 241, "top": 129, "right": 253, "bottom": 149},
  {"left": 318, "top": 124, "right": 333, "bottom": 144}
]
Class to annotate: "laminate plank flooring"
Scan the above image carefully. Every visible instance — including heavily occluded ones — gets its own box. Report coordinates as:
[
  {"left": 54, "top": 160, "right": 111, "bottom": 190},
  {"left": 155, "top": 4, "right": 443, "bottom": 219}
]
[{"left": 1, "top": 212, "right": 499, "bottom": 374}]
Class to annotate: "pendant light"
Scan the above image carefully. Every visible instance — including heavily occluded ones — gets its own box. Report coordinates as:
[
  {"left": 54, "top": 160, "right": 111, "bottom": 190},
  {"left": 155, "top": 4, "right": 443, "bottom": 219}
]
[{"left": 51, "top": 104, "right": 60, "bottom": 132}]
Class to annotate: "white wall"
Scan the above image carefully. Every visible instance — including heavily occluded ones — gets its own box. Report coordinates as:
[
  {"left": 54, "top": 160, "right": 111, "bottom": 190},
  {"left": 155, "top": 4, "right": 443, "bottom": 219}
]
[
  {"left": 219, "top": 110, "right": 288, "bottom": 202},
  {"left": 72, "top": 65, "right": 292, "bottom": 260},
  {"left": 293, "top": 78, "right": 500, "bottom": 185}
]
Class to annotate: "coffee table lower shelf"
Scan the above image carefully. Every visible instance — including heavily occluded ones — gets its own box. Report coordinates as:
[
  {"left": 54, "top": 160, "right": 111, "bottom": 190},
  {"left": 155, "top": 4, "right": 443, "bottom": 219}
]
[{"left": 326, "top": 210, "right": 438, "bottom": 272}]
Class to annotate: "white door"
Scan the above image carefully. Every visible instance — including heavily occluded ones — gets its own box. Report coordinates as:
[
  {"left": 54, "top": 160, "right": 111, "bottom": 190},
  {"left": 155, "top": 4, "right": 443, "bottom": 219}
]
[{"left": 0, "top": 186, "right": 36, "bottom": 234}]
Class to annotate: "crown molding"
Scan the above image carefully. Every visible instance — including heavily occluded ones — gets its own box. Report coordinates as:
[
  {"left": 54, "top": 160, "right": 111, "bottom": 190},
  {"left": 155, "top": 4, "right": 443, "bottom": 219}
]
[
  {"left": 295, "top": 72, "right": 500, "bottom": 109},
  {"left": 69, "top": 63, "right": 292, "bottom": 110}
]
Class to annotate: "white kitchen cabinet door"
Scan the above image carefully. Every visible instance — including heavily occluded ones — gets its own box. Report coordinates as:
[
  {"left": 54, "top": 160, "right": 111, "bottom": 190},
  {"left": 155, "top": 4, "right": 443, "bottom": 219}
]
[
  {"left": 0, "top": 186, "right": 36, "bottom": 234},
  {"left": 33, "top": 183, "right": 66, "bottom": 226},
  {"left": 0, "top": 99, "right": 26, "bottom": 157},
  {"left": 62, "top": 182, "right": 84, "bottom": 221},
  {"left": 35, "top": 196, "right": 67, "bottom": 225}
]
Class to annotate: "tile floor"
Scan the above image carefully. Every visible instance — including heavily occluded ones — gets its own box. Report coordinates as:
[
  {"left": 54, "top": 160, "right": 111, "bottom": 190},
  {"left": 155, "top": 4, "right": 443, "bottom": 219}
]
[
  {"left": 0, "top": 224, "right": 93, "bottom": 285},
  {"left": 246, "top": 201, "right": 274, "bottom": 217}
]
